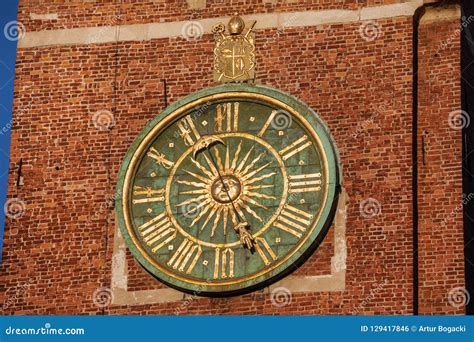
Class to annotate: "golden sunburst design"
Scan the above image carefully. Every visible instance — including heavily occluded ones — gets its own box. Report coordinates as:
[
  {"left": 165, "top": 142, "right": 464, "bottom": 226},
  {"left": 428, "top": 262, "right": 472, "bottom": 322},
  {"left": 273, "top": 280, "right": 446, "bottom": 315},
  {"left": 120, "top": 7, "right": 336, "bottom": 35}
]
[{"left": 176, "top": 140, "right": 276, "bottom": 237}]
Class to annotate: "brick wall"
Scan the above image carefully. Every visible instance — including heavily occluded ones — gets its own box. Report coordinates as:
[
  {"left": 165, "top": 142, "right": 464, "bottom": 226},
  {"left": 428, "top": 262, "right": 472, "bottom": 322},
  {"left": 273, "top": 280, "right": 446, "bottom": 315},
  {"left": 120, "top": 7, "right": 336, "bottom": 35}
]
[
  {"left": 0, "top": 1, "right": 464, "bottom": 315},
  {"left": 17, "top": 0, "right": 388, "bottom": 31},
  {"left": 417, "top": 9, "right": 464, "bottom": 314}
]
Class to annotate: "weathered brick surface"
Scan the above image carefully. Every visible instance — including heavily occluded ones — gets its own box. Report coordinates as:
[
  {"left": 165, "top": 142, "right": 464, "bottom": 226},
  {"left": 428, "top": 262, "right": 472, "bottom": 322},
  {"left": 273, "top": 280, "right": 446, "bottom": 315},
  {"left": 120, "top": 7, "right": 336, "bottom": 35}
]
[
  {"left": 0, "top": 1, "right": 463, "bottom": 315},
  {"left": 17, "top": 0, "right": 420, "bottom": 32},
  {"left": 18, "top": 0, "right": 363, "bottom": 32},
  {"left": 417, "top": 17, "right": 464, "bottom": 314}
]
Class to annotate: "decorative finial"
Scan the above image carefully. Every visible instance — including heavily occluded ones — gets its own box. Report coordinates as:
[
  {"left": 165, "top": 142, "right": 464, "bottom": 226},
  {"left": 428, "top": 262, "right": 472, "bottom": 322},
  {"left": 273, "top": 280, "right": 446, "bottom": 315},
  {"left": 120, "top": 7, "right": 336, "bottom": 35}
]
[{"left": 228, "top": 15, "right": 245, "bottom": 35}]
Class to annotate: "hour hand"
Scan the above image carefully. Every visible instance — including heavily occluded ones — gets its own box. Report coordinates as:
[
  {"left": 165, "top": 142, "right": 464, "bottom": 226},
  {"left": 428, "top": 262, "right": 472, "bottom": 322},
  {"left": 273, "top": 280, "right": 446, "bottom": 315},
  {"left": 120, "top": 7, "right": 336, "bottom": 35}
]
[
  {"left": 192, "top": 135, "right": 225, "bottom": 160},
  {"left": 234, "top": 221, "right": 255, "bottom": 250}
]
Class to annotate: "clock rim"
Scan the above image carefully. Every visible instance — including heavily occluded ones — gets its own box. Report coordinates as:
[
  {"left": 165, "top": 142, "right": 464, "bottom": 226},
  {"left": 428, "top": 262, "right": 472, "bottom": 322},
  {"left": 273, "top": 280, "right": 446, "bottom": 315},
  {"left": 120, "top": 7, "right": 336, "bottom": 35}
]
[{"left": 115, "top": 84, "right": 341, "bottom": 296}]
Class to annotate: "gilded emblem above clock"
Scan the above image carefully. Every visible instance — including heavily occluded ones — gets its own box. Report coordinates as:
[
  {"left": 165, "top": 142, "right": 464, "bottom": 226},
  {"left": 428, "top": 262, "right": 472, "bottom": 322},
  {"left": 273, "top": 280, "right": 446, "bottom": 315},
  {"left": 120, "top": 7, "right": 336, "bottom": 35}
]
[
  {"left": 212, "top": 15, "right": 256, "bottom": 83},
  {"left": 116, "top": 85, "right": 340, "bottom": 295}
]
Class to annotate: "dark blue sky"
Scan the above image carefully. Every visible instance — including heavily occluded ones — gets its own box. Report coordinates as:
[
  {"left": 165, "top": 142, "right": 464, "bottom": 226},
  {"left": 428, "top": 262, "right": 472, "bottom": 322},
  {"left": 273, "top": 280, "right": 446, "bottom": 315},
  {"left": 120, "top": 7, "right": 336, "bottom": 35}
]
[{"left": 0, "top": 0, "right": 19, "bottom": 262}]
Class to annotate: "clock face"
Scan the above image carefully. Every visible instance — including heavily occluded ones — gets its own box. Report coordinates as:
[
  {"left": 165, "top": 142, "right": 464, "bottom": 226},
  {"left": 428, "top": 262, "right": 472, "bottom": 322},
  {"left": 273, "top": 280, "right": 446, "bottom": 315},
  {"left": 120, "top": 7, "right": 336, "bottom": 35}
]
[{"left": 116, "top": 85, "right": 340, "bottom": 296}]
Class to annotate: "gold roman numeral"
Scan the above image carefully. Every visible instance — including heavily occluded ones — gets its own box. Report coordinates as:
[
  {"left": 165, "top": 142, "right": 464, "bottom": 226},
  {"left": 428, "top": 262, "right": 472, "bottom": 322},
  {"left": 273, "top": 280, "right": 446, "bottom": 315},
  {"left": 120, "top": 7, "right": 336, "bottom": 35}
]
[
  {"left": 177, "top": 115, "right": 201, "bottom": 146},
  {"left": 279, "top": 135, "right": 312, "bottom": 161},
  {"left": 132, "top": 186, "right": 165, "bottom": 204},
  {"left": 213, "top": 247, "right": 235, "bottom": 279},
  {"left": 257, "top": 110, "right": 277, "bottom": 137},
  {"left": 215, "top": 102, "right": 239, "bottom": 133},
  {"left": 168, "top": 238, "right": 202, "bottom": 274},
  {"left": 288, "top": 173, "right": 322, "bottom": 193},
  {"left": 254, "top": 237, "right": 277, "bottom": 266},
  {"left": 147, "top": 147, "right": 174, "bottom": 169},
  {"left": 138, "top": 212, "right": 176, "bottom": 253},
  {"left": 273, "top": 204, "right": 313, "bottom": 238}
]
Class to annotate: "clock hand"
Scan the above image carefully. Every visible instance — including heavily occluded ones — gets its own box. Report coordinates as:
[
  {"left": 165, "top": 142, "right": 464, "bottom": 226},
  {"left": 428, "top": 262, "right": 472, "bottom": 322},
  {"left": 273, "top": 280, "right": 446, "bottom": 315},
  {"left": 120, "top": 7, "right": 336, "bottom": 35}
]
[
  {"left": 193, "top": 135, "right": 255, "bottom": 250},
  {"left": 192, "top": 135, "right": 225, "bottom": 160},
  {"left": 234, "top": 222, "right": 254, "bottom": 250},
  {"left": 206, "top": 150, "right": 255, "bottom": 250},
  {"left": 192, "top": 136, "right": 241, "bottom": 218}
]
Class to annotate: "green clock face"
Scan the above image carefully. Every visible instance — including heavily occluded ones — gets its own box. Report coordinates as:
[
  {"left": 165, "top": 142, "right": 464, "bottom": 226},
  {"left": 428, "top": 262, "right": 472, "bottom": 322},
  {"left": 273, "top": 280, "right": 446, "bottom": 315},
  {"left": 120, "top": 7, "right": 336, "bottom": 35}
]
[{"left": 116, "top": 85, "right": 340, "bottom": 296}]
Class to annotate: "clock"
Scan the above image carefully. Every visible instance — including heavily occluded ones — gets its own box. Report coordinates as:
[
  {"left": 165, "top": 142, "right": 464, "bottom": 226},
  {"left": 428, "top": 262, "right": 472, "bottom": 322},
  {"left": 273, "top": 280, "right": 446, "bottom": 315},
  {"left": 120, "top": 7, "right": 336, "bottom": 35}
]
[{"left": 115, "top": 84, "right": 340, "bottom": 296}]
